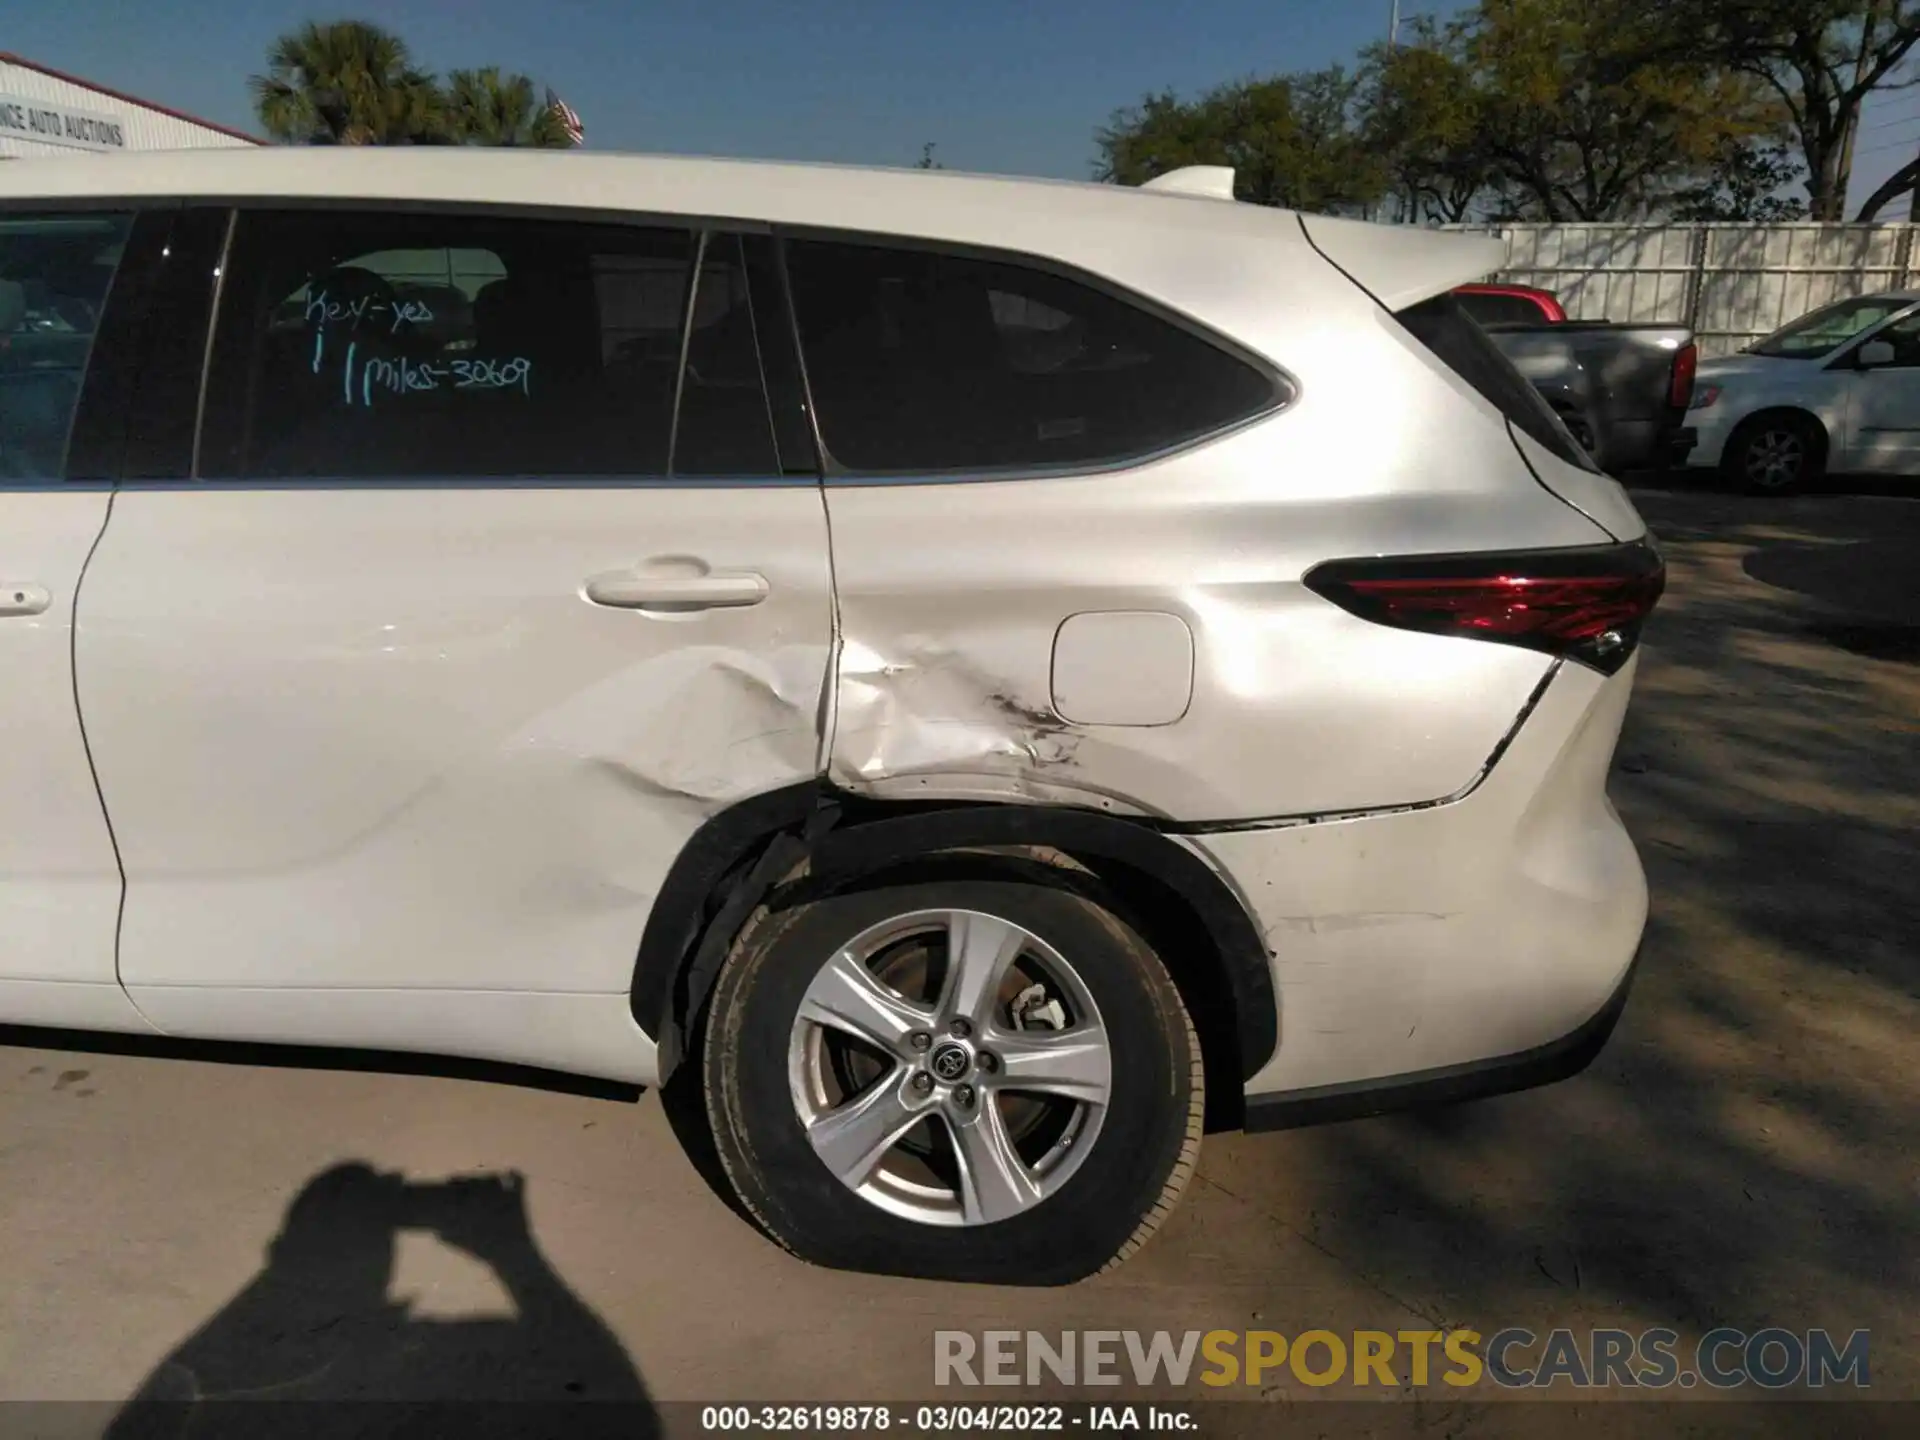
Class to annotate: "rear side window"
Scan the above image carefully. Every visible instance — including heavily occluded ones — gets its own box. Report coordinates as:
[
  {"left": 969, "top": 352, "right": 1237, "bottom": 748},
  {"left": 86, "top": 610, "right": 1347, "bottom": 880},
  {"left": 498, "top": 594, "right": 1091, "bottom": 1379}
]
[
  {"left": 1395, "top": 294, "right": 1600, "bottom": 473},
  {"left": 200, "top": 210, "right": 778, "bottom": 480},
  {"left": 785, "top": 239, "right": 1282, "bottom": 474},
  {"left": 0, "top": 210, "right": 130, "bottom": 482}
]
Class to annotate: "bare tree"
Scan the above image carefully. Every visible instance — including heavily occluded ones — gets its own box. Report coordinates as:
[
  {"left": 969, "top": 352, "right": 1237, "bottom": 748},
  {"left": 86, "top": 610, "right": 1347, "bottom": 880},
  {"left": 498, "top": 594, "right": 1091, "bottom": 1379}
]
[{"left": 1654, "top": 1, "right": 1920, "bottom": 220}]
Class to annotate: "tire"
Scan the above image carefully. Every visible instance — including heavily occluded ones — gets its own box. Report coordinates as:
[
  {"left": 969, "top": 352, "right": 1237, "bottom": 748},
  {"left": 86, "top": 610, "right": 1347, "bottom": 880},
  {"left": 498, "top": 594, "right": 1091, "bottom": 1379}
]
[
  {"left": 1721, "top": 412, "right": 1826, "bottom": 495},
  {"left": 701, "top": 872, "right": 1203, "bottom": 1285}
]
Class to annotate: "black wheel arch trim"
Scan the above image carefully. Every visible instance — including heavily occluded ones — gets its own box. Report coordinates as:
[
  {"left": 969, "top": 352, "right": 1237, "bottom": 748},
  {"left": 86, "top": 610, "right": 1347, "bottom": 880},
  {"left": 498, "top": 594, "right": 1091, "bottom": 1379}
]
[
  {"left": 1728, "top": 406, "right": 1829, "bottom": 450},
  {"left": 1242, "top": 940, "right": 1643, "bottom": 1132},
  {"left": 631, "top": 782, "right": 1279, "bottom": 1094}
]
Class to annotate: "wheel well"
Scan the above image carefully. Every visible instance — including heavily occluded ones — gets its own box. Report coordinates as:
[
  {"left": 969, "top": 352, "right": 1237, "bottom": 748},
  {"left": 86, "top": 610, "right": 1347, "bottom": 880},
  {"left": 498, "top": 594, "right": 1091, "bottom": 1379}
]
[
  {"left": 631, "top": 783, "right": 1274, "bottom": 1133},
  {"left": 1727, "top": 406, "right": 1828, "bottom": 454}
]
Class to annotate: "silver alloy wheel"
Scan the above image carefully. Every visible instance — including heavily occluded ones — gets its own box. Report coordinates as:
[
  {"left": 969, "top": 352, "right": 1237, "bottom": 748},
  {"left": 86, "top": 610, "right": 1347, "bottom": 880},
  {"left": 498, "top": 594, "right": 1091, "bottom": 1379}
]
[
  {"left": 786, "top": 908, "right": 1112, "bottom": 1227},
  {"left": 1744, "top": 427, "right": 1805, "bottom": 489}
]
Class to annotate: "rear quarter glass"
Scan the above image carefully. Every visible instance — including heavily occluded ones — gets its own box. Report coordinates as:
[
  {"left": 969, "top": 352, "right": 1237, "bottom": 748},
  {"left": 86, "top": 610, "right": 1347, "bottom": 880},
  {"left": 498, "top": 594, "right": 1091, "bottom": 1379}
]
[{"left": 1395, "top": 294, "right": 1601, "bottom": 474}]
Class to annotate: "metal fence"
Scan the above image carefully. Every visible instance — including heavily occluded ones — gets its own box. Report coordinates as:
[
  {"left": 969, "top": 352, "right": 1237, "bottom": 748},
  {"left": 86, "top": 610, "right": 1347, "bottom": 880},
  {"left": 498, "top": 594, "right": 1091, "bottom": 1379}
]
[{"left": 1453, "top": 222, "right": 1920, "bottom": 356}]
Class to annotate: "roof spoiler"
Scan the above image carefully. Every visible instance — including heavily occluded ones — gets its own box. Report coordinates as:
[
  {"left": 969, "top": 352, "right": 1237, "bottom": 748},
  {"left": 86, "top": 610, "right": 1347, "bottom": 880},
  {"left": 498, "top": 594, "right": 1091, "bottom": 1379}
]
[
  {"left": 1298, "top": 213, "right": 1510, "bottom": 312},
  {"left": 1140, "top": 166, "right": 1236, "bottom": 201}
]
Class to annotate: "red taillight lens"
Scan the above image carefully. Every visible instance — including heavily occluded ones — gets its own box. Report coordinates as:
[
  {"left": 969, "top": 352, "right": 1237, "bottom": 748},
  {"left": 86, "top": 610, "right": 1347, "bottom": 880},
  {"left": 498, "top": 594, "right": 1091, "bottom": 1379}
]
[
  {"left": 1304, "top": 541, "right": 1665, "bottom": 675},
  {"left": 1669, "top": 342, "right": 1698, "bottom": 410}
]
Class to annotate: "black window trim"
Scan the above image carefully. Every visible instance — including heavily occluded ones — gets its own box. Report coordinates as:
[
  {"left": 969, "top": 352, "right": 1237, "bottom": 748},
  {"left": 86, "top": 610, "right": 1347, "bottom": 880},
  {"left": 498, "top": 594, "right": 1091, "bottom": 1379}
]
[
  {"left": 187, "top": 207, "right": 238, "bottom": 481},
  {"left": 0, "top": 196, "right": 150, "bottom": 215},
  {"left": 664, "top": 228, "right": 708, "bottom": 474},
  {"left": 58, "top": 204, "right": 177, "bottom": 484},
  {"left": 768, "top": 221, "right": 1298, "bottom": 482},
  {"left": 763, "top": 233, "right": 829, "bottom": 477}
]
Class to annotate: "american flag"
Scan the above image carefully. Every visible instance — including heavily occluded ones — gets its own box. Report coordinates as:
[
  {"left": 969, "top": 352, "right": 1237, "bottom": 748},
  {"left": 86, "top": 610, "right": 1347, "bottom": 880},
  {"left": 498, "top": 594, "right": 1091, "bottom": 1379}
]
[{"left": 545, "top": 88, "right": 584, "bottom": 146}]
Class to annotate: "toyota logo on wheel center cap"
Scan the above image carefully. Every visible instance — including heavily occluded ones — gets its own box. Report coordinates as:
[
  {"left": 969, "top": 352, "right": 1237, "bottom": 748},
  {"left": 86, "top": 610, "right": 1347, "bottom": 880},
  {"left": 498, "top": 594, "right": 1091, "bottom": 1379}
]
[{"left": 929, "top": 1044, "right": 971, "bottom": 1082}]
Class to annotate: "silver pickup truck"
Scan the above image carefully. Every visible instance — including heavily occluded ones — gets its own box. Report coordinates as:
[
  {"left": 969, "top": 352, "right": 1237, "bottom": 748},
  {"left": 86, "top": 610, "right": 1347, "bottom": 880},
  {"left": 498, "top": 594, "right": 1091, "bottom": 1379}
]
[{"left": 1454, "top": 284, "right": 1698, "bottom": 475}]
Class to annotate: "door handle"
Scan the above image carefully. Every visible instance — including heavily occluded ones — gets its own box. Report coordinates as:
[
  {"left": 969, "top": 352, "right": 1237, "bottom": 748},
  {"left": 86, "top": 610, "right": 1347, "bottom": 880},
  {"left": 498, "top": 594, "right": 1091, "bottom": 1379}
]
[
  {"left": 584, "top": 570, "right": 770, "bottom": 612},
  {"left": 0, "top": 583, "right": 50, "bottom": 618}
]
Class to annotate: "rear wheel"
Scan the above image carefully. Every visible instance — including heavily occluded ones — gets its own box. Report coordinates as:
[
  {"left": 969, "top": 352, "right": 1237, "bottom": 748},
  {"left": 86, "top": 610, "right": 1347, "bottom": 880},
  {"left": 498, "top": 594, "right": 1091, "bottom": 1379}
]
[
  {"left": 701, "top": 873, "right": 1202, "bottom": 1284},
  {"left": 1723, "top": 412, "right": 1825, "bottom": 494}
]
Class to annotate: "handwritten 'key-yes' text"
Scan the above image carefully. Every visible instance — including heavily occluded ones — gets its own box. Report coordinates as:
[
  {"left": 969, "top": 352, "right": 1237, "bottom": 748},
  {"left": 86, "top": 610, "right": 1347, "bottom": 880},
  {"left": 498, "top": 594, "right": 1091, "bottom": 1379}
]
[{"left": 306, "top": 288, "right": 436, "bottom": 334}]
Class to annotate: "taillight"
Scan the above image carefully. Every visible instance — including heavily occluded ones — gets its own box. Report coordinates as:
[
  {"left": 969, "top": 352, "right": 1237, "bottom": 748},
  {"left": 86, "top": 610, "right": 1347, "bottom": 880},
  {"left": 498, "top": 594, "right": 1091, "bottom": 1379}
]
[
  {"left": 1669, "top": 342, "right": 1697, "bottom": 410},
  {"left": 1303, "top": 541, "right": 1665, "bottom": 675}
]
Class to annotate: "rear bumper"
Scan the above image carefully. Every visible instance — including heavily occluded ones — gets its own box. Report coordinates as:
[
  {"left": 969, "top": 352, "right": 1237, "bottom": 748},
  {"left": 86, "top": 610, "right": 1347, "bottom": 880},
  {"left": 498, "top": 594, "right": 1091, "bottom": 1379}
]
[
  {"left": 1185, "top": 656, "right": 1650, "bottom": 1126},
  {"left": 1243, "top": 937, "right": 1642, "bottom": 1131}
]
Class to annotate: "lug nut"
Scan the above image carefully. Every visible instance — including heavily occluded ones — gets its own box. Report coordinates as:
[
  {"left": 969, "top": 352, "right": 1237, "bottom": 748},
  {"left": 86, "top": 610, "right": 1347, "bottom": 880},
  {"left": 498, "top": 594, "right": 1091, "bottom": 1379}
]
[
  {"left": 911, "top": 1071, "right": 934, "bottom": 1094},
  {"left": 952, "top": 1083, "right": 976, "bottom": 1108},
  {"left": 948, "top": 1018, "right": 972, "bottom": 1039},
  {"left": 976, "top": 1051, "right": 998, "bottom": 1073},
  {"left": 909, "top": 1031, "right": 933, "bottom": 1052}
]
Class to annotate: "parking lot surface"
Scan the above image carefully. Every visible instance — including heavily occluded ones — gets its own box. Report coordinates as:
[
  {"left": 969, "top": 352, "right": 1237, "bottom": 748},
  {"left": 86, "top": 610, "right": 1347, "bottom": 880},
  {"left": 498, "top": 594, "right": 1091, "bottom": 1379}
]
[{"left": 1, "top": 483, "right": 1915, "bottom": 1434}]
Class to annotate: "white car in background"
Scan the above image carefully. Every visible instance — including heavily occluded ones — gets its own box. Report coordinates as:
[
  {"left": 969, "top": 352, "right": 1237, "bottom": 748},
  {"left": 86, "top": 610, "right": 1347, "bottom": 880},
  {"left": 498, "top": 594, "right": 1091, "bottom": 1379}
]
[{"left": 1689, "top": 291, "right": 1920, "bottom": 492}]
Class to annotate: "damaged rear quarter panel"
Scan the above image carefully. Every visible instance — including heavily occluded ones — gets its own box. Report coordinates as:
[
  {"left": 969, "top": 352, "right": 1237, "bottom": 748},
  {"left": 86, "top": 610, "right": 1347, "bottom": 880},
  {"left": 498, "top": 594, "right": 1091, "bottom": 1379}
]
[
  {"left": 817, "top": 223, "right": 1612, "bottom": 825},
  {"left": 822, "top": 438, "right": 1580, "bottom": 826}
]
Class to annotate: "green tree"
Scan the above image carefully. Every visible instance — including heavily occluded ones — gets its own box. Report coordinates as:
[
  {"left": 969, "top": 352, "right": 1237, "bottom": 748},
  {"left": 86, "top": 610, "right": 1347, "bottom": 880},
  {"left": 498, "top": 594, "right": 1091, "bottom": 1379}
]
[
  {"left": 1096, "top": 68, "right": 1389, "bottom": 214},
  {"left": 1672, "top": 138, "right": 1812, "bottom": 219},
  {"left": 443, "top": 67, "right": 573, "bottom": 148},
  {"left": 1358, "top": 16, "right": 1494, "bottom": 222},
  {"left": 1465, "top": 0, "right": 1784, "bottom": 220},
  {"left": 1639, "top": 1, "right": 1920, "bottom": 220},
  {"left": 250, "top": 19, "right": 445, "bottom": 145}
]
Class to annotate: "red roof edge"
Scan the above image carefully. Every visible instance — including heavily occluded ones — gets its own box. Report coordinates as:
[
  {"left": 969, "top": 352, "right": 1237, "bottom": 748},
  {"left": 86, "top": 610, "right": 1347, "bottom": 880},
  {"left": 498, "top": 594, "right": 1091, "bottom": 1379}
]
[{"left": 0, "top": 51, "right": 266, "bottom": 146}]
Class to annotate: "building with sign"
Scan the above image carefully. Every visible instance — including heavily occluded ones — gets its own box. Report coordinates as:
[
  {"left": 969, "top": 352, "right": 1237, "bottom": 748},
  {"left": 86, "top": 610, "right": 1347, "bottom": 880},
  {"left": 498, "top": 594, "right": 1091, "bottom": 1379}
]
[{"left": 1, "top": 52, "right": 259, "bottom": 159}]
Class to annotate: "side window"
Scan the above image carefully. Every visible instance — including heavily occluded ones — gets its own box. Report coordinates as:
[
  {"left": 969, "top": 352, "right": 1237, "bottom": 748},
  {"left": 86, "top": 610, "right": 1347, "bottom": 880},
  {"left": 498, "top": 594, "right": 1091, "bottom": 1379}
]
[
  {"left": 201, "top": 210, "right": 773, "bottom": 480},
  {"left": 0, "top": 210, "right": 131, "bottom": 483},
  {"left": 784, "top": 239, "right": 1283, "bottom": 474},
  {"left": 1867, "top": 312, "right": 1920, "bottom": 367}
]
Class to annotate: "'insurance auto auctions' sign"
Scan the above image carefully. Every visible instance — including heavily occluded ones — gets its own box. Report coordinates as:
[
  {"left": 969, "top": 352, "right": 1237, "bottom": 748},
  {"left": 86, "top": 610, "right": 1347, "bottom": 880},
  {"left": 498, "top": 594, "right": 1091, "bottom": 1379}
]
[{"left": 0, "top": 93, "right": 128, "bottom": 152}]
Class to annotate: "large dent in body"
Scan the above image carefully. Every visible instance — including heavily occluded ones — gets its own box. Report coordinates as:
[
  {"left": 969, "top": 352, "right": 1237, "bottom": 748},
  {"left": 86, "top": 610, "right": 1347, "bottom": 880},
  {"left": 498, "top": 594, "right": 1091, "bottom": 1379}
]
[
  {"left": 827, "top": 636, "right": 1154, "bottom": 814},
  {"left": 530, "top": 641, "right": 827, "bottom": 805}
]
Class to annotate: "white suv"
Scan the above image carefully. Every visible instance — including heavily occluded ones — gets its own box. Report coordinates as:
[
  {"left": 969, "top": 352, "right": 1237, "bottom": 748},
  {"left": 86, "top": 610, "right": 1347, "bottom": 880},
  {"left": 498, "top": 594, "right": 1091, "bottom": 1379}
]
[{"left": 0, "top": 150, "right": 1657, "bottom": 1284}]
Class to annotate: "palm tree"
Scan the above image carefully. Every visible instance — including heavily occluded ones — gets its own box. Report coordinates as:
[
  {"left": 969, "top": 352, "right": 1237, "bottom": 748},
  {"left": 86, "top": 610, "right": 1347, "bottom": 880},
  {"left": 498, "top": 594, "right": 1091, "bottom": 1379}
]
[
  {"left": 443, "top": 68, "right": 574, "bottom": 148},
  {"left": 250, "top": 20, "right": 446, "bottom": 145}
]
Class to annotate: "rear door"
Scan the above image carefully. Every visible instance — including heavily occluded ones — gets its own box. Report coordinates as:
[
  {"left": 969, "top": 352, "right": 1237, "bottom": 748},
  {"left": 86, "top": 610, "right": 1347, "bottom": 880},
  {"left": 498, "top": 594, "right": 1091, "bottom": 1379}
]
[
  {"left": 75, "top": 206, "right": 832, "bottom": 1077},
  {"left": 0, "top": 203, "right": 150, "bottom": 1032}
]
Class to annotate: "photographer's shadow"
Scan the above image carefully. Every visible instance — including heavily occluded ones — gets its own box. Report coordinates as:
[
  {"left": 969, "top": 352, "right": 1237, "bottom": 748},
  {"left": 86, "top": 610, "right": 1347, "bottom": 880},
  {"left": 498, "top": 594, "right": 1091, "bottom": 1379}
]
[{"left": 108, "top": 1163, "right": 657, "bottom": 1439}]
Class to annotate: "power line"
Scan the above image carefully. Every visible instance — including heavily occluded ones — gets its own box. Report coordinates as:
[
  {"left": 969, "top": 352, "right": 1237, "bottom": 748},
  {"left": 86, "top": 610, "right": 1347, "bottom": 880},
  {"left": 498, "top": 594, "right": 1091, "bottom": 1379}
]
[
  {"left": 1858, "top": 119, "right": 1920, "bottom": 150},
  {"left": 1856, "top": 132, "right": 1920, "bottom": 159},
  {"left": 1861, "top": 108, "right": 1920, "bottom": 134}
]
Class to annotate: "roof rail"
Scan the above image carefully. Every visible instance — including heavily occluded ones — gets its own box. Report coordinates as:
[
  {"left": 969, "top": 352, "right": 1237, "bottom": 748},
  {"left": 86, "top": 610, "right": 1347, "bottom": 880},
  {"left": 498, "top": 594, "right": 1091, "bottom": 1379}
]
[{"left": 1140, "top": 166, "right": 1236, "bottom": 200}]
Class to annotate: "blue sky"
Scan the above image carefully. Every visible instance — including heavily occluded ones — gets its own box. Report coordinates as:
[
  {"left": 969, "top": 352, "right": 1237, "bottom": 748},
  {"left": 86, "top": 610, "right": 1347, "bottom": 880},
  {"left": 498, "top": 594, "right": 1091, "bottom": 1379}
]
[
  {"left": 9, "top": 0, "right": 1451, "bottom": 178},
  {"left": 9, "top": 0, "right": 1917, "bottom": 211}
]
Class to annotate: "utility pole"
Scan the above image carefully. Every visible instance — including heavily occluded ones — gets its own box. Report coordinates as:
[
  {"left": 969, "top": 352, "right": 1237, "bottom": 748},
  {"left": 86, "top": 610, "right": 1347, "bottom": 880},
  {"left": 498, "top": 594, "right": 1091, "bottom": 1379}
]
[{"left": 1379, "top": 1, "right": 1404, "bottom": 222}]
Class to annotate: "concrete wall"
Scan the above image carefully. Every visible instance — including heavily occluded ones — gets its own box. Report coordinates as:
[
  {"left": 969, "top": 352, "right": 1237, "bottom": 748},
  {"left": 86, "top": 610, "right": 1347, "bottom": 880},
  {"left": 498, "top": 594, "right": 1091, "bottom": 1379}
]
[{"left": 1453, "top": 222, "right": 1920, "bottom": 357}]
